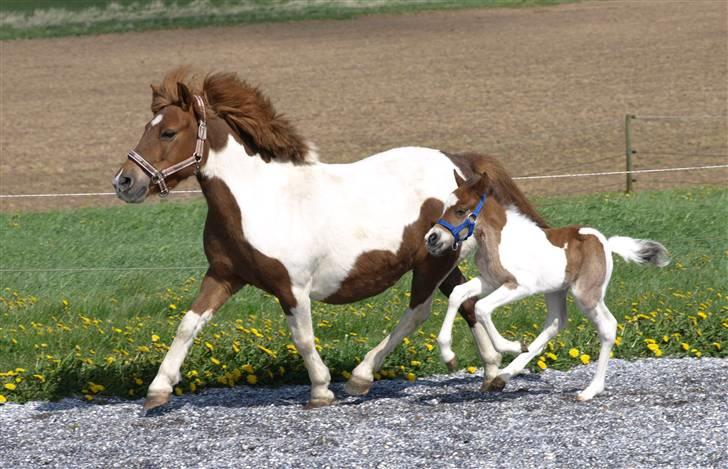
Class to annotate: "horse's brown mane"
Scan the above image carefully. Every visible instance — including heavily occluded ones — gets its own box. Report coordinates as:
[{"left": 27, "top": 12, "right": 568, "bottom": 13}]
[
  {"left": 461, "top": 153, "right": 549, "bottom": 229},
  {"left": 151, "top": 67, "right": 311, "bottom": 164}
]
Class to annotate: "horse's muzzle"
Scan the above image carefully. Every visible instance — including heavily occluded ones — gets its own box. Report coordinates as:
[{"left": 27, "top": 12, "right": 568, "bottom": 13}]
[{"left": 113, "top": 169, "right": 149, "bottom": 203}]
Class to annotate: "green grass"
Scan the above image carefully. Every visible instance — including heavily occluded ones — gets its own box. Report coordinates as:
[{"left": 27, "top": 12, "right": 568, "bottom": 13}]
[
  {"left": 1, "top": 187, "right": 726, "bottom": 404},
  {"left": 0, "top": 0, "right": 577, "bottom": 40}
]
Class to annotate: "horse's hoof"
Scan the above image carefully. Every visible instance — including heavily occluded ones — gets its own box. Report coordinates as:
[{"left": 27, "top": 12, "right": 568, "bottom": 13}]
[
  {"left": 521, "top": 342, "right": 529, "bottom": 353},
  {"left": 304, "top": 396, "right": 334, "bottom": 409},
  {"left": 142, "top": 391, "right": 171, "bottom": 412},
  {"left": 344, "top": 375, "right": 372, "bottom": 396},
  {"left": 445, "top": 357, "right": 458, "bottom": 372},
  {"left": 482, "top": 376, "right": 507, "bottom": 392}
]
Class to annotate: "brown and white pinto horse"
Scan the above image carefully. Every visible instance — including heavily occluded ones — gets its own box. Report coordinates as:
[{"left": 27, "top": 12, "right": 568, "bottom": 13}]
[
  {"left": 113, "top": 68, "right": 547, "bottom": 410},
  {"left": 426, "top": 172, "right": 669, "bottom": 400}
]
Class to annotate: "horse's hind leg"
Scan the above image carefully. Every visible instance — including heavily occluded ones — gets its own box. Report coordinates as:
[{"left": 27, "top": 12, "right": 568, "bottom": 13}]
[
  {"left": 345, "top": 255, "right": 455, "bottom": 396},
  {"left": 144, "top": 271, "right": 242, "bottom": 411},
  {"left": 438, "top": 267, "right": 503, "bottom": 385},
  {"left": 575, "top": 299, "right": 617, "bottom": 401},
  {"left": 490, "top": 290, "right": 568, "bottom": 390}
]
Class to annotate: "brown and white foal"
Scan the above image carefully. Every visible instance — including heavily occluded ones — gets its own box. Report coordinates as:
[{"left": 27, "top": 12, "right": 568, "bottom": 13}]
[{"left": 425, "top": 172, "right": 669, "bottom": 400}]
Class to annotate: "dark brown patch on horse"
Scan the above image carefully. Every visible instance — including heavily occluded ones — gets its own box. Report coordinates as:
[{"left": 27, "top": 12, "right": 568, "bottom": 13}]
[
  {"left": 438, "top": 267, "right": 478, "bottom": 327},
  {"left": 545, "top": 227, "right": 607, "bottom": 307},
  {"left": 324, "top": 198, "right": 449, "bottom": 306},
  {"left": 151, "top": 67, "right": 310, "bottom": 165},
  {"left": 444, "top": 151, "right": 549, "bottom": 229},
  {"left": 475, "top": 199, "right": 518, "bottom": 289},
  {"left": 200, "top": 176, "right": 298, "bottom": 312}
]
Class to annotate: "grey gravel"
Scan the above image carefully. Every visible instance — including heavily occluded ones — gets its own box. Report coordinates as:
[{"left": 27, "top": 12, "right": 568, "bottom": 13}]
[{"left": 1, "top": 358, "right": 726, "bottom": 468}]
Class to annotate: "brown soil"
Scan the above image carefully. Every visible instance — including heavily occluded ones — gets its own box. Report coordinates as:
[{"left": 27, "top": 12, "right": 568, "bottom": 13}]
[{"left": 1, "top": 0, "right": 726, "bottom": 212}]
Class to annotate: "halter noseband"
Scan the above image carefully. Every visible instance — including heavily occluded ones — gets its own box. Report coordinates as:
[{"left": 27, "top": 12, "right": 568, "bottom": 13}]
[
  {"left": 435, "top": 194, "right": 486, "bottom": 250},
  {"left": 127, "top": 95, "right": 208, "bottom": 197}
]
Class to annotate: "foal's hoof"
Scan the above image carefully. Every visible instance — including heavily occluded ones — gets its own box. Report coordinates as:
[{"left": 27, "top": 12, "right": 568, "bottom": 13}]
[
  {"left": 482, "top": 376, "right": 507, "bottom": 392},
  {"left": 304, "top": 397, "right": 334, "bottom": 409},
  {"left": 445, "top": 357, "right": 458, "bottom": 372},
  {"left": 344, "top": 375, "right": 372, "bottom": 396},
  {"left": 142, "top": 391, "right": 171, "bottom": 412}
]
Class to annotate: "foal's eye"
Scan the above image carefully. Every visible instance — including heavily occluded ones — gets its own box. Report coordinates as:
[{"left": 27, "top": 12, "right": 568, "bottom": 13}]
[
  {"left": 161, "top": 129, "right": 176, "bottom": 140},
  {"left": 455, "top": 208, "right": 467, "bottom": 217}
]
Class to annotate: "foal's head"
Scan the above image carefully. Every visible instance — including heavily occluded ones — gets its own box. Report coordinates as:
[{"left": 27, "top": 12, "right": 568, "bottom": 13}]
[
  {"left": 425, "top": 171, "right": 490, "bottom": 256},
  {"left": 113, "top": 79, "right": 206, "bottom": 203}
]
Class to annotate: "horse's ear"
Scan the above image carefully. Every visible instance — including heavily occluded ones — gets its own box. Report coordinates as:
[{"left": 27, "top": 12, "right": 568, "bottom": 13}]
[
  {"left": 177, "top": 82, "right": 193, "bottom": 111},
  {"left": 453, "top": 169, "right": 466, "bottom": 188},
  {"left": 474, "top": 172, "right": 490, "bottom": 195}
]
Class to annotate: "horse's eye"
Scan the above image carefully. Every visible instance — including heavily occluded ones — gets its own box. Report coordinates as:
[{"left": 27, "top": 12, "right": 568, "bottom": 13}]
[
  {"left": 455, "top": 208, "right": 467, "bottom": 217},
  {"left": 161, "top": 129, "right": 176, "bottom": 140}
]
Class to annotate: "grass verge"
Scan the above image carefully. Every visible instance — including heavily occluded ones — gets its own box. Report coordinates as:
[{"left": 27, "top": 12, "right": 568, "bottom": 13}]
[
  {"left": 0, "top": 186, "right": 726, "bottom": 404},
  {"left": 0, "top": 0, "right": 577, "bottom": 40}
]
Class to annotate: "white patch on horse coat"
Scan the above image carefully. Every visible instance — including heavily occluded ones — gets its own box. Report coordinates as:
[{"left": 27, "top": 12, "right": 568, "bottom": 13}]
[
  {"left": 497, "top": 208, "right": 568, "bottom": 292},
  {"left": 148, "top": 309, "right": 212, "bottom": 394},
  {"left": 202, "top": 137, "right": 459, "bottom": 300},
  {"left": 149, "top": 114, "right": 163, "bottom": 127}
]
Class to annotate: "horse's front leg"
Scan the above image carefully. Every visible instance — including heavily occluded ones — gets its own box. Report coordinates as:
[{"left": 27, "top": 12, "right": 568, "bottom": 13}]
[
  {"left": 282, "top": 290, "right": 334, "bottom": 408},
  {"left": 144, "top": 272, "right": 242, "bottom": 411}
]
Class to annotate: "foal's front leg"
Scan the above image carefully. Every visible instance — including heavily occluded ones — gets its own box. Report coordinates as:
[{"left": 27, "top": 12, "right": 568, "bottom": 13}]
[
  {"left": 437, "top": 276, "right": 488, "bottom": 370},
  {"left": 144, "top": 273, "right": 242, "bottom": 411}
]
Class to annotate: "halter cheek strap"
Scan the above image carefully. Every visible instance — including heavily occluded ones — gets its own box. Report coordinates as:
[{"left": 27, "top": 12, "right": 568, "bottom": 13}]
[
  {"left": 435, "top": 194, "right": 486, "bottom": 250},
  {"left": 127, "top": 95, "right": 207, "bottom": 197}
]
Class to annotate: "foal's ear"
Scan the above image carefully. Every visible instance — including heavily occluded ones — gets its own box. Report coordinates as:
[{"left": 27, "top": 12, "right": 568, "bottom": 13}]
[
  {"left": 176, "top": 82, "right": 194, "bottom": 111},
  {"left": 474, "top": 172, "right": 490, "bottom": 195},
  {"left": 453, "top": 169, "right": 466, "bottom": 188}
]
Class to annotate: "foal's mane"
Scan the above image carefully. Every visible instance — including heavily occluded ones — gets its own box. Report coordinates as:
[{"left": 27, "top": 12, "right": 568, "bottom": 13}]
[
  {"left": 466, "top": 154, "right": 549, "bottom": 229},
  {"left": 151, "top": 67, "right": 312, "bottom": 164}
]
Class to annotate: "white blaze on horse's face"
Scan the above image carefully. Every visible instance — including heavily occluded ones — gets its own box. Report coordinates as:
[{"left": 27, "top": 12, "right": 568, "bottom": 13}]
[{"left": 113, "top": 105, "right": 198, "bottom": 202}]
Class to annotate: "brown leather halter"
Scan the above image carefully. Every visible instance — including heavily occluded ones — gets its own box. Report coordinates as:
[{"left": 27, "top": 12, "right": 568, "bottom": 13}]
[{"left": 127, "top": 95, "right": 207, "bottom": 197}]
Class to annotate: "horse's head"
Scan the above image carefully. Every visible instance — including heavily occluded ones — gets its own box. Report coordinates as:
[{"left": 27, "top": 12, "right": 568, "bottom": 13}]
[
  {"left": 425, "top": 170, "right": 489, "bottom": 256},
  {"left": 113, "top": 82, "right": 206, "bottom": 203}
]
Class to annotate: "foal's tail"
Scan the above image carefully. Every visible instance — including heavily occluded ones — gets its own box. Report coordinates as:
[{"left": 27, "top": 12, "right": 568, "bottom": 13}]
[{"left": 607, "top": 236, "right": 670, "bottom": 267}]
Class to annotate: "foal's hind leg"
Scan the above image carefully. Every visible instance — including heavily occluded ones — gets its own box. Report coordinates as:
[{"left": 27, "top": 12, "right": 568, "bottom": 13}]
[
  {"left": 144, "top": 272, "right": 242, "bottom": 411},
  {"left": 438, "top": 267, "right": 503, "bottom": 385},
  {"left": 574, "top": 299, "right": 617, "bottom": 401},
  {"left": 489, "top": 290, "right": 568, "bottom": 390},
  {"left": 345, "top": 254, "right": 455, "bottom": 396}
]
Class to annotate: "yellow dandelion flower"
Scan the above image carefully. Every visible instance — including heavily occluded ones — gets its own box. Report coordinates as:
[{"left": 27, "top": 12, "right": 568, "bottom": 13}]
[
  {"left": 204, "top": 342, "right": 214, "bottom": 352},
  {"left": 645, "top": 338, "right": 656, "bottom": 344},
  {"left": 568, "top": 348, "right": 580, "bottom": 358},
  {"left": 712, "top": 342, "right": 721, "bottom": 351},
  {"left": 406, "top": 372, "right": 416, "bottom": 382},
  {"left": 256, "top": 344, "right": 277, "bottom": 358},
  {"left": 410, "top": 360, "right": 421, "bottom": 367},
  {"left": 84, "top": 394, "right": 94, "bottom": 401},
  {"left": 174, "top": 386, "right": 183, "bottom": 396},
  {"left": 647, "top": 343, "right": 660, "bottom": 352},
  {"left": 403, "top": 337, "right": 410, "bottom": 345},
  {"left": 662, "top": 335, "right": 670, "bottom": 343},
  {"left": 137, "top": 346, "right": 150, "bottom": 353},
  {"left": 579, "top": 354, "right": 591, "bottom": 365},
  {"left": 242, "top": 364, "right": 255, "bottom": 374},
  {"left": 232, "top": 342, "right": 240, "bottom": 353},
  {"left": 466, "top": 366, "right": 477, "bottom": 374},
  {"left": 0, "top": 395, "right": 6, "bottom": 404},
  {"left": 88, "top": 382, "right": 105, "bottom": 394},
  {"left": 681, "top": 342, "right": 690, "bottom": 351},
  {"left": 3, "top": 383, "right": 16, "bottom": 391},
  {"left": 697, "top": 311, "right": 707, "bottom": 320},
  {"left": 190, "top": 383, "right": 197, "bottom": 393},
  {"left": 537, "top": 360, "right": 547, "bottom": 370},
  {"left": 246, "top": 374, "right": 258, "bottom": 385},
  {"left": 424, "top": 343, "right": 434, "bottom": 352},
  {"left": 134, "top": 378, "right": 144, "bottom": 385},
  {"left": 545, "top": 352, "right": 558, "bottom": 361},
  {"left": 210, "top": 357, "right": 221, "bottom": 366},
  {"left": 341, "top": 370, "right": 352, "bottom": 380},
  {"left": 33, "top": 374, "right": 45, "bottom": 383},
  {"left": 168, "top": 304, "right": 177, "bottom": 310},
  {"left": 151, "top": 334, "right": 160, "bottom": 342},
  {"left": 654, "top": 349, "right": 663, "bottom": 357}
]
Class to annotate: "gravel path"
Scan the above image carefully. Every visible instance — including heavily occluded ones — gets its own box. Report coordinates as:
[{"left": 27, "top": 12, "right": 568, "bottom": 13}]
[{"left": 1, "top": 358, "right": 726, "bottom": 468}]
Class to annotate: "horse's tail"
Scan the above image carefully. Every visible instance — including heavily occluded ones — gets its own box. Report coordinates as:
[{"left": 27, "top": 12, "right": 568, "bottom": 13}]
[{"left": 607, "top": 236, "right": 670, "bottom": 267}]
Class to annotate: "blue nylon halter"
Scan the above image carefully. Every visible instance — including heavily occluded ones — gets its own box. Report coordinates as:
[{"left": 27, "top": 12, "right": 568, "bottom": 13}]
[{"left": 435, "top": 194, "right": 486, "bottom": 249}]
